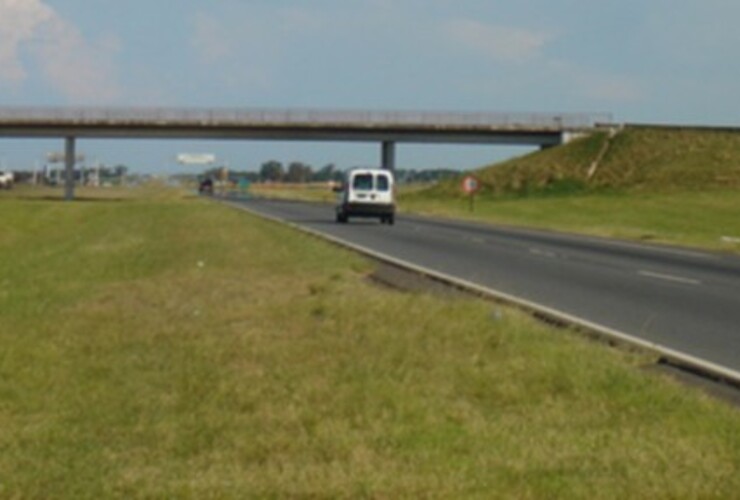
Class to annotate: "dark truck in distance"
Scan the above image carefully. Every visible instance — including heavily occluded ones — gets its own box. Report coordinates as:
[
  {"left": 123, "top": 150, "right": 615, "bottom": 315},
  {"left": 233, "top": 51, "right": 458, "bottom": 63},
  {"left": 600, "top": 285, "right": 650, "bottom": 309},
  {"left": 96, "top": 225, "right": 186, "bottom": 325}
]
[{"left": 198, "top": 178, "right": 213, "bottom": 194}]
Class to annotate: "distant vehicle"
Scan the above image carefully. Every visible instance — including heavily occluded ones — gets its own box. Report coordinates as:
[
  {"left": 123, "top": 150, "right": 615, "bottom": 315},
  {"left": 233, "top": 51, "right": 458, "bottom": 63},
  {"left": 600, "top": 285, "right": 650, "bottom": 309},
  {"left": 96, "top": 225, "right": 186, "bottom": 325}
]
[
  {"left": 198, "top": 178, "right": 213, "bottom": 194},
  {"left": 0, "top": 171, "right": 14, "bottom": 189},
  {"left": 335, "top": 168, "right": 395, "bottom": 224}
]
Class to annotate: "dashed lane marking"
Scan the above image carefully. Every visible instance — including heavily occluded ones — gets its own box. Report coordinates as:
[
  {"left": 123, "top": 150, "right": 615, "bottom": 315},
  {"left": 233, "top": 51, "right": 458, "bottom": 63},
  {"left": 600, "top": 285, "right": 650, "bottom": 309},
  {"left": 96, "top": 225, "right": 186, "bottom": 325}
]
[
  {"left": 638, "top": 270, "right": 702, "bottom": 286},
  {"left": 529, "top": 247, "right": 557, "bottom": 259}
]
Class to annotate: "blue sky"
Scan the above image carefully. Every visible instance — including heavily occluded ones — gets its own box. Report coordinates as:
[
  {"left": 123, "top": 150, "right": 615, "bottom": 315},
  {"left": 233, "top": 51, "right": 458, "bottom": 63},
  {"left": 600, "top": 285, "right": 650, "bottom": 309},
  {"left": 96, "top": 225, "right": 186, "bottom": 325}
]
[{"left": 2, "top": 0, "right": 740, "bottom": 173}]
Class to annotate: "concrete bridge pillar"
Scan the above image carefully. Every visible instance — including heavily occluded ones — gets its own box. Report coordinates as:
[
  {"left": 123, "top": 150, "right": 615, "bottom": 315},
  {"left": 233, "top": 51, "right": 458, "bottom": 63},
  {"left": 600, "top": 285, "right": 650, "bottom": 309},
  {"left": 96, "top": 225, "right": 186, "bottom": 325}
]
[
  {"left": 381, "top": 141, "right": 396, "bottom": 171},
  {"left": 64, "top": 136, "right": 76, "bottom": 201}
]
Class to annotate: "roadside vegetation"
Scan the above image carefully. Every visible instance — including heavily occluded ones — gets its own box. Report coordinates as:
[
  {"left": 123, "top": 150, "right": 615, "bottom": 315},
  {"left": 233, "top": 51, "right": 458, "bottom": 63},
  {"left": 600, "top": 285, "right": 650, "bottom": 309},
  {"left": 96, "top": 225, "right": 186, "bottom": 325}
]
[
  {"left": 1, "top": 185, "right": 739, "bottom": 498},
  {"left": 402, "top": 126, "right": 740, "bottom": 252},
  {"left": 401, "top": 188, "right": 740, "bottom": 251},
  {"left": 249, "top": 181, "right": 336, "bottom": 203},
  {"left": 425, "top": 126, "right": 740, "bottom": 196}
]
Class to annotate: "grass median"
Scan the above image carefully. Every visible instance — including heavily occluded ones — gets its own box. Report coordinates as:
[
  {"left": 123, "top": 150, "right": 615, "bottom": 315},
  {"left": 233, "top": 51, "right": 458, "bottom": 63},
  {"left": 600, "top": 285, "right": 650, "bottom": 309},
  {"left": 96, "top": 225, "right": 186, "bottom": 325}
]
[{"left": 1, "top": 186, "right": 739, "bottom": 498}]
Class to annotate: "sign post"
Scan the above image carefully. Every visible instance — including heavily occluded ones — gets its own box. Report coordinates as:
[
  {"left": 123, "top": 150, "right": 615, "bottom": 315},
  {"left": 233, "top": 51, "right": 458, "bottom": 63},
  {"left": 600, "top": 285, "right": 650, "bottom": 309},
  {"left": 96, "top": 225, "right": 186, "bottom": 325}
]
[
  {"left": 239, "top": 177, "right": 251, "bottom": 197},
  {"left": 461, "top": 175, "right": 481, "bottom": 212},
  {"left": 218, "top": 167, "right": 229, "bottom": 197}
]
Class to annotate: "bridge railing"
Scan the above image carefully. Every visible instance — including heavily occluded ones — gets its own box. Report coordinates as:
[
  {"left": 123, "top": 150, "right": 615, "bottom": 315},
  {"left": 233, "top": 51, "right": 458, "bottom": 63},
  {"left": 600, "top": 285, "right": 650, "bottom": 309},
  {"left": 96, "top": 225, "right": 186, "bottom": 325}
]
[{"left": 0, "top": 107, "right": 612, "bottom": 130}]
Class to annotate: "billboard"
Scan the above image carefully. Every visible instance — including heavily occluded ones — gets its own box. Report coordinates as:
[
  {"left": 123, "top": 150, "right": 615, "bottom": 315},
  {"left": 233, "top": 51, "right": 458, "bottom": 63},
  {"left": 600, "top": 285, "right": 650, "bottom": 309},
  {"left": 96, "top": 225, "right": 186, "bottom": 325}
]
[
  {"left": 177, "top": 154, "right": 216, "bottom": 165},
  {"left": 46, "top": 152, "right": 86, "bottom": 164}
]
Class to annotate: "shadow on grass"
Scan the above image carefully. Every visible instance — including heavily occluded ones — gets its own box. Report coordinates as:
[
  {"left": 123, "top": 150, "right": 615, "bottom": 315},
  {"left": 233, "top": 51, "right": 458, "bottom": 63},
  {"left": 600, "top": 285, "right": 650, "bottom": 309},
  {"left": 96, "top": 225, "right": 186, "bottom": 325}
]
[{"left": 0, "top": 195, "right": 129, "bottom": 203}]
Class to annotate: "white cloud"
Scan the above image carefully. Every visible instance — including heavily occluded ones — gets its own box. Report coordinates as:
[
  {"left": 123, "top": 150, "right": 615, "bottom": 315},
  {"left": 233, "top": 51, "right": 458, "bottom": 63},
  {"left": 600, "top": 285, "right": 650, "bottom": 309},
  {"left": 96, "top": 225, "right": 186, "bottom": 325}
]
[
  {"left": 191, "top": 7, "right": 325, "bottom": 66},
  {"left": 192, "top": 13, "right": 231, "bottom": 64},
  {"left": 190, "top": 12, "right": 274, "bottom": 91},
  {"left": 444, "top": 19, "right": 551, "bottom": 63},
  {"left": 190, "top": 7, "right": 327, "bottom": 92},
  {"left": 0, "top": 0, "right": 121, "bottom": 103},
  {"left": 548, "top": 60, "right": 646, "bottom": 104},
  {"left": 582, "top": 77, "right": 644, "bottom": 103},
  {"left": 440, "top": 17, "right": 645, "bottom": 106},
  {"left": 277, "top": 7, "right": 325, "bottom": 33},
  {"left": 0, "top": 0, "right": 54, "bottom": 84}
]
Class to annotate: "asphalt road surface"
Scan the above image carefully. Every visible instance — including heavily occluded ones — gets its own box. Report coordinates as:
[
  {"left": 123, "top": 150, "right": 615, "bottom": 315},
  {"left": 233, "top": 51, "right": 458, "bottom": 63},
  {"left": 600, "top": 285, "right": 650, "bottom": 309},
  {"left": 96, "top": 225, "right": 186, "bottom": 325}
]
[{"left": 227, "top": 197, "right": 740, "bottom": 378}]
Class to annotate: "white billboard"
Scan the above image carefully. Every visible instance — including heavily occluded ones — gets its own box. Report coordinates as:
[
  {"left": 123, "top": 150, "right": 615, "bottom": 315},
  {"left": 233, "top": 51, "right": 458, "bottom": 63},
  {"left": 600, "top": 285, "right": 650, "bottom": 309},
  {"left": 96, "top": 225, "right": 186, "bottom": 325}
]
[
  {"left": 46, "top": 152, "right": 86, "bottom": 164},
  {"left": 177, "top": 153, "right": 216, "bottom": 165}
]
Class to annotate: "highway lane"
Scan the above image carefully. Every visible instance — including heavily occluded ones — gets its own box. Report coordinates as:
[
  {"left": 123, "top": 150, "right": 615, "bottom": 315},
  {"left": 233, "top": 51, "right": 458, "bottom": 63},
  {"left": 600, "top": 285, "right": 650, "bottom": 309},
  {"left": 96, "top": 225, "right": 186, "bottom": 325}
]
[{"left": 227, "top": 197, "right": 740, "bottom": 376}]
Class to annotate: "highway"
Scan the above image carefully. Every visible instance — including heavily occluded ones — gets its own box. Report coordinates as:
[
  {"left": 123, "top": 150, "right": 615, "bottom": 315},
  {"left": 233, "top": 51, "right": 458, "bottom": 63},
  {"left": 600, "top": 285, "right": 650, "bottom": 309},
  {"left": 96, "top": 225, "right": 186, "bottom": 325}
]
[{"left": 227, "top": 197, "right": 740, "bottom": 379}]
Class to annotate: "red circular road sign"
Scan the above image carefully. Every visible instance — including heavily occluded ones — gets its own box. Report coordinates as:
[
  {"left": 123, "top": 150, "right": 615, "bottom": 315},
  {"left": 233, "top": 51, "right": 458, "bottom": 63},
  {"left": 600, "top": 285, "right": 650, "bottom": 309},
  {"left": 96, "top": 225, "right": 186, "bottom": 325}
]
[{"left": 461, "top": 175, "right": 481, "bottom": 194}]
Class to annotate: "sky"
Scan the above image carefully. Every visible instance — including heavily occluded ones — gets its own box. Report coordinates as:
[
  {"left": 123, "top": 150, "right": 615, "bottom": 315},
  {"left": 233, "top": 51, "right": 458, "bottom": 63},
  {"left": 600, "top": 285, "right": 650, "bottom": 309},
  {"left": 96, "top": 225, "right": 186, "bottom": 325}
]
[{"left": 1, "top": 0, "right": 740, "bottom": 174}]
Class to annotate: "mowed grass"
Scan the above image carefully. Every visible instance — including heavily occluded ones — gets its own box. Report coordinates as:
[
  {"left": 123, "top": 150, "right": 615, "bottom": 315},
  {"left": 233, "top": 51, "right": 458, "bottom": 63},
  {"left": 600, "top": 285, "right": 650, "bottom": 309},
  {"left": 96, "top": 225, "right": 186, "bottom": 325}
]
[
  {"left": 400, "top": 188, "right": 740, "bottom": 252},
  {"left": 1, "top": 186, "right": 739, "bottom": 498}
]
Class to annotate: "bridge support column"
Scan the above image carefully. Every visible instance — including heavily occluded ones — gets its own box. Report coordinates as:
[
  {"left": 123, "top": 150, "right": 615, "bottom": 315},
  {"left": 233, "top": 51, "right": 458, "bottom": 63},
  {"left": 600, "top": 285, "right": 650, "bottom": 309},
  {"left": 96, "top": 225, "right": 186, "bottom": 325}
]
[
  {"left": 381, "top": 141, "right": 396, "bottom": 171},
  {"left": 64, "top": 136, "right": 76, "bottom": 201}
]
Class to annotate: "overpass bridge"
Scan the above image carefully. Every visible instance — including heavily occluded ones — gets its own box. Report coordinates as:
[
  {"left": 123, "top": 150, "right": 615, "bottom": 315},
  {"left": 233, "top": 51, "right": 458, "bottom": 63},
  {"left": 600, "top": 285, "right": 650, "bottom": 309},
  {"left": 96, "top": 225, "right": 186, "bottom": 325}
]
[{"left": 0, "top": 107, "right": 612, "bottom": 199}]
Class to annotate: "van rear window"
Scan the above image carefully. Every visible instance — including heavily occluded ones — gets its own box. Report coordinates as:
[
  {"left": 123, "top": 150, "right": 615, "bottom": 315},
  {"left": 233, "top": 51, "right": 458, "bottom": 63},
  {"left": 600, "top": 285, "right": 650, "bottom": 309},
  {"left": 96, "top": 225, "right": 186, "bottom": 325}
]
[
  {"left": 353, "top": 174, "right": 373, "bottom": 191},
  {"left": 376, "top": 175, "right": 389, "bottom": 192}
]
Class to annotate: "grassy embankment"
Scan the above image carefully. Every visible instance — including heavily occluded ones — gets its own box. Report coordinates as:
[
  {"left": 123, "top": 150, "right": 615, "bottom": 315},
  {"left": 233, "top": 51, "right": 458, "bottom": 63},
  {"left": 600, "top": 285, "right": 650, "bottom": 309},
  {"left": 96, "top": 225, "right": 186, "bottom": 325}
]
[
  {"left": 0, "top": 185, "right": 739, "bottom": 497},
  {"left": 403, "top": 127, "right": 740, "bottom": 251}
]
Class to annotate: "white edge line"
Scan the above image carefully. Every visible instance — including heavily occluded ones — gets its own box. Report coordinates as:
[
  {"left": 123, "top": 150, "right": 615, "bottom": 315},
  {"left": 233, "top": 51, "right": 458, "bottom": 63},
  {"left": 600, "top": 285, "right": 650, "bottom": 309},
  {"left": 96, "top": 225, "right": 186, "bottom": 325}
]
[
  {"left": 595, "top": 238, "right": 716, "bottom": 260},
  {"left": 223, "top": 199, "right": 740, "bottom": 386}
]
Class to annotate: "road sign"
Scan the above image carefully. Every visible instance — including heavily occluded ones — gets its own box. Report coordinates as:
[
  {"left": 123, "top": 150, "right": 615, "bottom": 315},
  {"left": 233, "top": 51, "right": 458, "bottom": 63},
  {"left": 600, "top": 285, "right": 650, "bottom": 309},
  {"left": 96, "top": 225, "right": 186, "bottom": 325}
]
[{"left": 461, "top": 175, "right": 480, "bottom": 194}]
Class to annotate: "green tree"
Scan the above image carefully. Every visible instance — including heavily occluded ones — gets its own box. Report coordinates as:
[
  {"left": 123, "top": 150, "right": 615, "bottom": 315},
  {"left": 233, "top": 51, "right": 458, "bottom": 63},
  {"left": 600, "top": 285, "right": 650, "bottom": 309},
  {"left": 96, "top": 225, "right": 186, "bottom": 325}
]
[
  {"left": 313, "top": 163, "right": 337, "bottom": 182},
  {"left": 113, "top": 165, "right": 128, "bottom": 178},
  {"left": 285, "top": 162, "right": 313, "bottom": 183},
  {"left": 260, "top": 161, "right": 284, "bottom": 182}
]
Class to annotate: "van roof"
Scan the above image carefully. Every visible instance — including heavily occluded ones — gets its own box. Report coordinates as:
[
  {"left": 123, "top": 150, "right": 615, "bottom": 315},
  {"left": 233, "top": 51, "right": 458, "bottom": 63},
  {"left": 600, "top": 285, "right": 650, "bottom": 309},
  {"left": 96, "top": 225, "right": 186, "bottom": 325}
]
[{"left": 347, "top": 167, "right": 393, "bottom": 176}]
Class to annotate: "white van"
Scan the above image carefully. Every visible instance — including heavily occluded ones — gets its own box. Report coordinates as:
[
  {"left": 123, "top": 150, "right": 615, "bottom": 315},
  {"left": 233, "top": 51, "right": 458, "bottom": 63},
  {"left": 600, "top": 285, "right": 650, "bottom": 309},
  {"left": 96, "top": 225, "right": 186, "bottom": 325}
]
[
  {"left": 335, "top": 168, "right": 395, "bottom": 225},
  {"left": 0, "top": 171, "right": 13, "bottom": 189}
]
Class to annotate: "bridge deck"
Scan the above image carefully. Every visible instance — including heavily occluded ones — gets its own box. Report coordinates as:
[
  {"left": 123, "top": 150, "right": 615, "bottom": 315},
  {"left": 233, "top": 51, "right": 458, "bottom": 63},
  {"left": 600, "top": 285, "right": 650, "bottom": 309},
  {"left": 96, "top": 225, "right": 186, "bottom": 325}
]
[
  {"left": 0, "top": 107, "right": 610, "bottom": 143},
  {"left": 0, "top": 107, "right": 612, "bottom": 200}
]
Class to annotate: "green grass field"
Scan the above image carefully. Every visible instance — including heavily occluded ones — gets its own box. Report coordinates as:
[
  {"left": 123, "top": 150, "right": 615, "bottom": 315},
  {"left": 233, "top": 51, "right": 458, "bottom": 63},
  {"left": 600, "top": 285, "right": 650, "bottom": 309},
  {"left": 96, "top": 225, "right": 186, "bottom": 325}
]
[
  {"left": 1, "top": 186, "right": 739, "bottom": 498},
  {"left": 400, "top": 188, "right": 740, "bottom": 252},
  {"left": 249, "top": 182, "right": 336, "bottom": 203},
  {"left": 426, "top": 127, "right": 740, "bottom": 197}
]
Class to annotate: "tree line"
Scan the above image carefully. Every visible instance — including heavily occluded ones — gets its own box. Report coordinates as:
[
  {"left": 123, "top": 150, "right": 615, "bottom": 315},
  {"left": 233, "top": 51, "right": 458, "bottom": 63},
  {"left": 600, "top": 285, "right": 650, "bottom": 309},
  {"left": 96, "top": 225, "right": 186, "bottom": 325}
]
[
  {"left": 201, "top": 161, "right": 460, "bottom": 185},
  {"left": 7, "top": 164, "right": 130, "bottom": 184}
]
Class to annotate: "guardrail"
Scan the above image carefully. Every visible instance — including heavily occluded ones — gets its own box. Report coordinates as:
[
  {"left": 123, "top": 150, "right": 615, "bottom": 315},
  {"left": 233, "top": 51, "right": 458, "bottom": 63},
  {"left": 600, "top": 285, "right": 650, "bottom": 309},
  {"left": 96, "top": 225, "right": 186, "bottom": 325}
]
[{"left": 0, "top": 107, "right": 612, "bottom": 129}]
